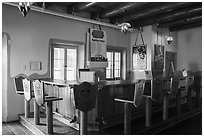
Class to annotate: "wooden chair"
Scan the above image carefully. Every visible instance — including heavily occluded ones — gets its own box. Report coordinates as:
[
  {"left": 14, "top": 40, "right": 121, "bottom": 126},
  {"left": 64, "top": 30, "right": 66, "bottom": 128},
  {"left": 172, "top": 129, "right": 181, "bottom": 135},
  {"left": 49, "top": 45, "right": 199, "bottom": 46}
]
[
  {"left": 33, "top": 79, "right": 63, "bottom": 134},
  {"left": 13, "top": 75, "right": 34, "bottom": 119},
  {"left": 114, "top": 80, "right": 145, "bottom": 135}
]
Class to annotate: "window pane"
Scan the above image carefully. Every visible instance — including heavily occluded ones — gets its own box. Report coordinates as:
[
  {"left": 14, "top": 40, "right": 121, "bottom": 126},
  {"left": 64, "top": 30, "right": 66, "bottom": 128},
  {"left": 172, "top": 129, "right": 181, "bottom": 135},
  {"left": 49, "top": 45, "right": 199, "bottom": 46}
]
[
  {"left": 114, "top": 52, "right": 121, "bottom": 78},
  {"left": 66, "top": 48, "right": 77, "bottom": 80},
  {"left": 115, "top": 52, "right": 120, "bottom": 61},
  {"left": 67, "top": 70, "right": 76, "bottom": 80},
  {"left": 54, "top": 48, "right": 64, "bottom": 80},
  {"left": 115, "top": 61, "right": 120, "bottom": 69},
  {"left": 106, "top": 51, "right": 122, "bottom": 79},
  {"left": 114, "top": 69, "right": 119, "bottom": 77},
  {"left": 106, "top": 52, "right": 114, "bottom": 78},
  {"left": 106, "top": 70, "right": 111, "bottom": 78}
]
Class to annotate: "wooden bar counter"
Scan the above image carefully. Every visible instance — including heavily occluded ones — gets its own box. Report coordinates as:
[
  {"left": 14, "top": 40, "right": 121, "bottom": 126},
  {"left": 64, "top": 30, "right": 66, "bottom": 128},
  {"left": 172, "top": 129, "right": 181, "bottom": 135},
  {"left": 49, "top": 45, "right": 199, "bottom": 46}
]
[{"left": 40, "top": 78, "right": 153, "bottom": 131}]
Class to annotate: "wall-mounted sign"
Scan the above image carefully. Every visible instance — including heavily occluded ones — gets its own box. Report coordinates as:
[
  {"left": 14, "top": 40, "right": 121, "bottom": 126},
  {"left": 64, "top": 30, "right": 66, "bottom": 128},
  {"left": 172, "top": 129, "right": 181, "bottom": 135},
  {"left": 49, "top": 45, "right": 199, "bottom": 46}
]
[
  {"left": 90, "top": 29, "right": 107, "bottom": 61},
  {"left": 30, "top": 61, "right": 41, "bottom": 70},
  {"left": 133, "top": 44, "right": 147, "bottom": 70}
]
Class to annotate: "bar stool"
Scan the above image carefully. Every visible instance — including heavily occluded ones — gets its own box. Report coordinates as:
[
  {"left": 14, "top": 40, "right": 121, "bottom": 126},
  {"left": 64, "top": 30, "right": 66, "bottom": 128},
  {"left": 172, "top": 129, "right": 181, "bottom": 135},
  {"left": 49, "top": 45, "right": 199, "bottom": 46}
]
[
  {"left": 33, "top": 79, "right": 63, "bottom": 134},
  {"left": 73, "top": 82, "right": 97, "bottom": 135},
  {"left": 174, "top": 70, "right": 194, "bottom": 112},
  {"left": 174, "top": 70, "right": 186, "bottom": 115},
  {"left": 160, "top": 77, "right": 179, "bottom": 120},
  {"left": 114, "top": 80, "right": 145, "bottom": 135}
]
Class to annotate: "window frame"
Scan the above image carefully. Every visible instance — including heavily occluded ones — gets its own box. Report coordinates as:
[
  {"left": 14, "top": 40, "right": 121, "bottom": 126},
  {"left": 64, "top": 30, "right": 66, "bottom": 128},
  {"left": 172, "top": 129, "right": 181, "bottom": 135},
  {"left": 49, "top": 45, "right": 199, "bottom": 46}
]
[
  {"left": 106, "top": 46, "right": 126, "bottom": 80},
  {"left": 50, "top": 39, "right": 84, "bottom": 81}
]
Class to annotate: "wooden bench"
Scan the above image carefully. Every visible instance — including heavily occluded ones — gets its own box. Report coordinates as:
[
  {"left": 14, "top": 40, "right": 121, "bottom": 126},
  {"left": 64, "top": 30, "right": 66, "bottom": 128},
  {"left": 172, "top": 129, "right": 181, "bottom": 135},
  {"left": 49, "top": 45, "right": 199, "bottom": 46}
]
[
  {"left": 33, "top": 79, "right": 63, "bottom": 134},
  {"left": 114, "top": 80, "right": 146, "bottom": 135}
]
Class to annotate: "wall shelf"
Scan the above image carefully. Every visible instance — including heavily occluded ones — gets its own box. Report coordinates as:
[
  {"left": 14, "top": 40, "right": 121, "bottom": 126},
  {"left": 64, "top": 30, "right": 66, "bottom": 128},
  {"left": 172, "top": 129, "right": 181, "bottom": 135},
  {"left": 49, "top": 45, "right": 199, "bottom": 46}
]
[{"left": 88, "top": 61, "right": 108, "bottom": 68}]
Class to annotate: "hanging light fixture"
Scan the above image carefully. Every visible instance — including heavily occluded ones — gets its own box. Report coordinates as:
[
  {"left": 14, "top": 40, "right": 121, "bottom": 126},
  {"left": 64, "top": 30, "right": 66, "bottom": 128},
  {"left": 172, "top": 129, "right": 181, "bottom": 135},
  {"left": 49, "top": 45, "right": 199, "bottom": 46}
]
[
  {"left": 18, "top": 2, "right": 34, "bottom": 17},
  {"left": 166, "top": 28, "right": 173, "bottom": 45},
  {"left": 118, "top": 22, "right": 131, "bottom": 34}
]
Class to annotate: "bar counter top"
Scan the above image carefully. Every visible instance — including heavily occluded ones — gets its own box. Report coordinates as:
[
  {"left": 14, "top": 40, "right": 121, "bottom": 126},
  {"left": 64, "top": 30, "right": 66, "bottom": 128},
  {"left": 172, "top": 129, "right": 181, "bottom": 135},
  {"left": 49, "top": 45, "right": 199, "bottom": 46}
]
[{"left": 40, "top": 78, "right": 152, "bottom": 88}]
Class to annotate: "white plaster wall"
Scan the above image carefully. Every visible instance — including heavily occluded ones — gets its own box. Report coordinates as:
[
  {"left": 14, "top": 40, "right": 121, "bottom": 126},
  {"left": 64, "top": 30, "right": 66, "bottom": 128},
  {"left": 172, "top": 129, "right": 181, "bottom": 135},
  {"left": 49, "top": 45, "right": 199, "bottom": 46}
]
[
  {"left": 177, "top": 27, "right": 202, "bottom": 72},
  {"left": 2, "top": 4, "right": 130, "bottom": 121}
]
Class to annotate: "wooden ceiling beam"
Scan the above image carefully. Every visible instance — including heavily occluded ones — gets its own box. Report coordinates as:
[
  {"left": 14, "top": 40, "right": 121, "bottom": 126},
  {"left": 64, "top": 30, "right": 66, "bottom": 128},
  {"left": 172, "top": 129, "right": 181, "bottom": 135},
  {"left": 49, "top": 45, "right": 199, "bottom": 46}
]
[
  {"left": 156, "top": 3, "right": 201, "bottom": 23},
  {"left": 158, "top": 16, "right": 202, "bottom": 28},
  {"left": 70, "top": 2, "right": 98, "bottom": 11},
  {"left": 131, "top": 3, "right": 201, "bottom": 28},
  {"left": 100, "top": 2, "right": 149, "bottom": 18},
  {"left": 117, "top": 2, "right": 188, "bottom": 23},
  {"left": 170, "top": 21, "right": 202, "bottom": 31}
]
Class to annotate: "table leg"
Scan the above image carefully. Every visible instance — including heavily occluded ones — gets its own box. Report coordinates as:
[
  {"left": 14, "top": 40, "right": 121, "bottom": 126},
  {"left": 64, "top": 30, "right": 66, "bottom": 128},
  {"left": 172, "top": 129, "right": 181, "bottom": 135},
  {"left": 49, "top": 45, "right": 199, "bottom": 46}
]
[
  {"left": 163, "top": 93, "right": 169, "bottom": 120},
  {"left": 80, "top": 111, "right": 88, "bottom": 135},
  {"left": 34, "top": 101, "right": 40, "bottom": 125},
  {"left": 124, "top": 102, "right": 131, "bottom": 135},
  {"left": 145, "top": 97, "right": 152, "bottom": 127},
  {"left": 176, "top": 89, "right": 181, "bottom": 115},
  {"left": 187, "top": 88, "right": 192, "bottom": 111},
  {"left": 25, "top": 99, "right": 30, "bottom": 118},
  {"left": 46, "top": 101, "right": 53, "bottom": 134}
]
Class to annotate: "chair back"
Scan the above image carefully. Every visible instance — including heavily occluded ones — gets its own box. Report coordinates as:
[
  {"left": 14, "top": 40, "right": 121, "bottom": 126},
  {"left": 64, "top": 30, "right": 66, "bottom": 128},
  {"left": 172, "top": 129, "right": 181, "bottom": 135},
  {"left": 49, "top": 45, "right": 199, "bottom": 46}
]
[
  {"left": 13, "top": 75, "right": 26, "bottom": 94},
  {"left": 170, "top": 77, "right": 180, "bottom": 95},
  {"left": 186, "top": 76, "right": 194, "bottom": 91},
  {"left": 74, "top": 82, "right": 97, "bottom": 112},
  {"left": 133, "top": 80, "right": 145, "bottom": 107},
  {"left": 160, "top": 77, "right": 170, "bottom": 92},
  {"left": 22, "top": 78, "right": 32, "bottom": 101},
  {"left": 174, "top": 70, "right": 183, "bottom": 78},
  {"left": 33, "top": 80, "right": 45, "bottom": 106},
  {"left": 192, "top": 72, "right": 201, "bottom": 92}
]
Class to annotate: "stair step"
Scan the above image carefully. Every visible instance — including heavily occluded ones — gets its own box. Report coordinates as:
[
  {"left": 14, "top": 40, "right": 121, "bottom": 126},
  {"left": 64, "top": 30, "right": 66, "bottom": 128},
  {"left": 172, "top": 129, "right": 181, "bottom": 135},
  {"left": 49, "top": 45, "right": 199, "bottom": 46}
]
[{"left": 19, "top": 112, "right": 78, "bottom": 135}]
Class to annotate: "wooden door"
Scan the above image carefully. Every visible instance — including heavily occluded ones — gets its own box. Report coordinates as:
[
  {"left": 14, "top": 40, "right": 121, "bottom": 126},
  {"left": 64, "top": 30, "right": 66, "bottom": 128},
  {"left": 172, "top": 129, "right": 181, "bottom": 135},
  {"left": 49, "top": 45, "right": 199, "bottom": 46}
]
[{"left": 165, "top": 51, "right": 177, "bottom": 77}]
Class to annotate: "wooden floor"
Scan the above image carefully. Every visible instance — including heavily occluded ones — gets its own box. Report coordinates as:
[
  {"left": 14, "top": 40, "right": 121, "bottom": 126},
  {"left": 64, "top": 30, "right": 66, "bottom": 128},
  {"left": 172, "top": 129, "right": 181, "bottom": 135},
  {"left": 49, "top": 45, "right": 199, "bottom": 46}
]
[
  {"left": 2, "top": 121, "right": 34, "bottom": 135},
  {"left": 2, "top": 112, "right": 202, "bottom": 135}
]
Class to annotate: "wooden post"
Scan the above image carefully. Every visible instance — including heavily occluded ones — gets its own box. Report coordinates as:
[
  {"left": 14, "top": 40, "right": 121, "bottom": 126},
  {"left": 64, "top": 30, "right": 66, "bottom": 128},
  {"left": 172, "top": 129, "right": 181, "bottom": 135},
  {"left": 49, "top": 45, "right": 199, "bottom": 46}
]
[
  {"left": 80, "top": 111, "right": 88, "bottom": 135},
  {"left": 145, "top": 97, "right": 152, "bottom": 127},
  {"left": 25, "top": 99, "right": 30, "bottom": 118},
  {"left": 124, "top": 103, "right": 131, "bottom": 135},
  {"left": 34, "top": 101, "right": 40, "bottom": 125},
  {"left": 176, "top": 89, "right": 181, "bottom": 115},
  {"left": 163, "top": 93, "right": 169, "bottom": 120},
  {"left": 46, "top": 101, "right": 53, "bottom": 134},
  {"left": 187, "top": 89, "right": 192, "bottom": 111}
]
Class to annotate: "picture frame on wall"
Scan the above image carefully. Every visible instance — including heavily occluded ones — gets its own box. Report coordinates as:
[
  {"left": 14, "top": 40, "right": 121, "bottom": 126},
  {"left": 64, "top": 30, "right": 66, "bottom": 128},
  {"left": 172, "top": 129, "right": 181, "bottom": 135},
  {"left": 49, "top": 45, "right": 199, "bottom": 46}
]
[{"left": 133, "top": 44, "right": 147, "bottom": 70}]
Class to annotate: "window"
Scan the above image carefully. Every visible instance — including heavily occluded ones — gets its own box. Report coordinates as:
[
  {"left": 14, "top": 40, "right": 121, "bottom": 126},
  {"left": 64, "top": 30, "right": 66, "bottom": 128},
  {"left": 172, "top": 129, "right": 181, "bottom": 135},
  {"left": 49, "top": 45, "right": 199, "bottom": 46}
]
[
  {"left": 106, "top": 51, "right": 121, "bottom": 79},
  {"left": 52, "top": 46, "right": 77, "bottom": 81}
]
